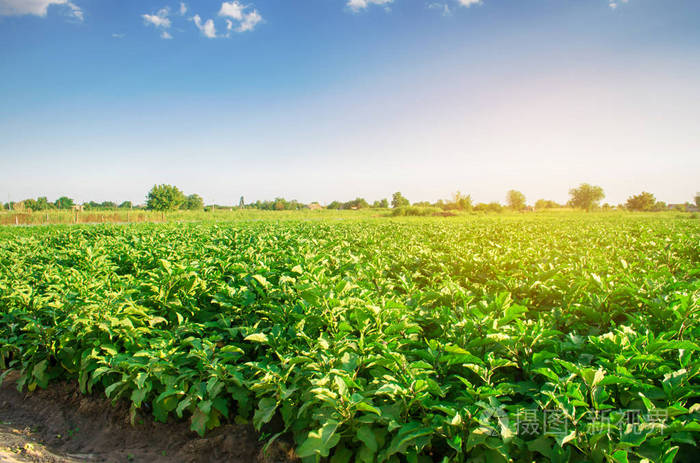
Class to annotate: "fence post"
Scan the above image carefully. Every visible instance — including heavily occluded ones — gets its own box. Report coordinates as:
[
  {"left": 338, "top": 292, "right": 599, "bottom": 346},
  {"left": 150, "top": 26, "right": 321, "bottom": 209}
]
[
  {"left": 15, "top": 215, "right": 18, "bottom": 226},
  {"left": 161, "top": 212, "right": 164, "bottom": 222},
  {"left": 75, "top": 211, "right": 78, "bottom": 224}
]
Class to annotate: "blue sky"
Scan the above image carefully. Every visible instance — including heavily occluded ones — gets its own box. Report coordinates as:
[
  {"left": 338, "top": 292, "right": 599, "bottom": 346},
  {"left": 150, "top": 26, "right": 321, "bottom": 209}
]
[{"left": 1, "top": 0, "right": 699, "bottom": 206}]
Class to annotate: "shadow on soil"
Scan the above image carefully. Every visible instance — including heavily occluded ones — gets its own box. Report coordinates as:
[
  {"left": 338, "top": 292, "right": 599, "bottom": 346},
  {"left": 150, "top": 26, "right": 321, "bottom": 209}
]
[{"left": 0, "top": 372, "right": 296, "bottom": 463}]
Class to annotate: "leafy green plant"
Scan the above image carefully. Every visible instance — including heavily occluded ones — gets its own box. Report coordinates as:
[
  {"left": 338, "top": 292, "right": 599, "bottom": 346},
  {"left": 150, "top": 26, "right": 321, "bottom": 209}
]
[{"left": 0, "top": 214, "right": 698, "bottom": 462}]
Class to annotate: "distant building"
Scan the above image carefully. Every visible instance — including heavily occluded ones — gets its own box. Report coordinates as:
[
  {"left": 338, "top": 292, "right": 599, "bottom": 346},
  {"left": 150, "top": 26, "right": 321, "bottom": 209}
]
[
  {"left": 668, "top": 203, "right": 699, "bottom": 212},
  {"left": 307, "top": 203, "right": 323, "bottom": 210},
  {"left": 72, "top": 204, "right": 84, "bottom": 212}
]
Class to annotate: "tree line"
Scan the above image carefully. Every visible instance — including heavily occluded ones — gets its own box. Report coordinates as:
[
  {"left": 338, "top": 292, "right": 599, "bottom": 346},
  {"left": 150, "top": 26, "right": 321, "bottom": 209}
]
[{"left": 3, "top": 184, "right": 699, "bottom": 213}]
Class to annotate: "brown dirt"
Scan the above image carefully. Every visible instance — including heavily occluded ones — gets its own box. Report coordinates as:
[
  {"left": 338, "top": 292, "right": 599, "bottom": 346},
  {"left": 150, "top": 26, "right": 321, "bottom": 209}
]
[{"left": 0, "top": 372, "right": 296, "bottom": 463}]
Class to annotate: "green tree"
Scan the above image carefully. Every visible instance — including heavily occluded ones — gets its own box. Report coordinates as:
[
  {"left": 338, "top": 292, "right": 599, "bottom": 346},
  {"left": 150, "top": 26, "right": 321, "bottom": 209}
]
[
  {"left": 35, "top": 197, "right": 53, "bottom": 210},
  {"left": 474, "top": 202, "right": 503, "bottom": 213},
  {"left": 239, "top": 196, "right": 245, "bottom": 207},
  {"left": 391, "top": 192, "right": 409, "bottom": 209},
  {"left": 695, "top": 193, "right": 700, "bottom": 208},
  {"left": 626, "top": 192, "right": 656, "bottom": 211},
  {"left": 568, "top": 183, "right": 605, "bottom": 211},
  {"left": 342, "top": 198, "right": 368, "bottom": 209},
  {"left": 506, "top": 190, "right": 526, "bottom": 211},
  {"left": 54, "top": 196, "right": 75, "bottom": 209},
  {"left": 185, "top": 194, "right": 204, "bottom": 210},
  {"left": 453, "top": 191, "right": 472, "bottom": 211},
  {"left": 119, "top": 201, "right": 132, "bottom": 209},
  {"left": 146, "top": 184, "right": 186, "bottom": 211},
  {"left": 535, "top": 199, "right": 560, "bottom": 210}
]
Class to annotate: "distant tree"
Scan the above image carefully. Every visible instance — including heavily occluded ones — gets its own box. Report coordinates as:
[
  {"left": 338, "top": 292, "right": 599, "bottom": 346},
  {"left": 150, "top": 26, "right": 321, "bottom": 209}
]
[
  {"left": 345, "top": 198, "right": 368, "bottom": 209},
  {"left": 413, "top": 201, "right": 432, "bottom": 207},
  {"left": 21, "top": 198, "right": 38, "bottom": 212},
  {"left": 185, "top": 194, "right": 204, "bottom": 210},
  {"left": 119, "top": 201, "right": 132, "bottom": 209},
  {"left": 239, "top": 196, "right": 245, "bottom": 207},
  {"left": 569, "top": 183, "right": 605, "bottom": 211},
  {"left": 626, "top": 192, "right": 657, "bottom": 211},
  {"left": 35, "top": 196, "right": 53, "bottom": 211},
  {"left": 379, "top": 198, "right": 389, "bottom": 208},
  {"left": 695, "top": 193, "right": 700, "bottom": 208},
  {"left": 453, "top": 191, "right": 472, "bottom": 211},
  {"left": 652, "top": 201, "right": 667, "bottom": 212},
  {"left": 534, "top": 199, "right": 560, "bottom": 210},
  {"left": 506, "top": 190, "right": 526, "bottom": 211},
  {"left": 474, "top": 202, "right": 503, "bottom": 213},
  {"left": 54, "top": 196, "right": 75, "bottom": 209},
  {"left": 391, "top": 192, "right": 410, "bottom": 209},
  {"left": 100, "top": 201, "right": 117, "bottom": 209},
  {"left": 327, "top": 201, "right": 342, "bottom": 210},
  {"left": 146, "top": 184, "right": 186, "bottom": 211}
]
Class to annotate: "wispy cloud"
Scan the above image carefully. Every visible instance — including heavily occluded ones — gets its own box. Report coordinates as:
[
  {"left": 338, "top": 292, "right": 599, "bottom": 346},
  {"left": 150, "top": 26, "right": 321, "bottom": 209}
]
[
  {"left": 112, "top": 33, "right": 125, "bottom": 39},
  {"left": 161, "top": 30, "right": 173, "bottom": 39},
  {"left": 346, "top": 0, "right": 393, "bottom": 13},
  {"left": 0, "top": 0, "right": 84, "bottom": 21},
  {"left": 192, "top": 14, "right": 217, "bottom": 38},
  {"left": 218, "top": 1, "right": 263, "bottom": 33},
  {"left": 179, "top": 2, "right": 187, "bottom": 15},
  {"left": 428, "top": 2, "right": 452, "bottom": 16}
]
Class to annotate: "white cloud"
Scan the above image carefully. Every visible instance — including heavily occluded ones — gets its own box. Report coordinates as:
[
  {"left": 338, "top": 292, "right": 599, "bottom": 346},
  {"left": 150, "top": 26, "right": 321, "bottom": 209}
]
[
  {"left": 0, "top": 0, "right": 84, "bottom": 21},
  {"left": 609, "top": 0, "right": 629, "bottom": 9},
  {"left": 219, "top": 1, "right": 244, "bottom": 20},
  {"left": 237, "top": 9, "right": 261, "bottom": 32},
  {"left": 346, "top": 0, "right": 393, "bottom": 13},
  {"left": 218, "top": 1, "right": 263, "bottom": 33},
  {"left": 161, "top": 30, "right": 173, "bottom": 39},
  {"left": 142, "top": 8, "right": 171, "bottom": 28},
  {"left": 192, "top": 14, "right": 217, "bottom": 38},
  {"left": 180, "top": 2, "right": 187, "bottom": 15},
  {"left": 458, "top": 0, "right": 482, "bottom": 7},
  {"left": 112, "top": 33, "right": 125, "bottom": 38}
]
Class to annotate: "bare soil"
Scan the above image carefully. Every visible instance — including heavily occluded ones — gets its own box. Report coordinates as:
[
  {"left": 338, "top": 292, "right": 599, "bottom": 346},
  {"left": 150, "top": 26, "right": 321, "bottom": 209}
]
[{"left": 0, "top": 372, "right": 296, "bottom": 463}]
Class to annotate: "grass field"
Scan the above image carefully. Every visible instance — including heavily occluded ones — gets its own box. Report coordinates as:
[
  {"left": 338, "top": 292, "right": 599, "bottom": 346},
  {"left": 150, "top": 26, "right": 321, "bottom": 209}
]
[{"left": 1, "top": 213, "right": 699, "bottom": 462}]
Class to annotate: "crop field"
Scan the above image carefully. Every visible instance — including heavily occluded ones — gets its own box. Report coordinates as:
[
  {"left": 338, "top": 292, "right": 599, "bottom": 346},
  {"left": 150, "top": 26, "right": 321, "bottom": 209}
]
[{"left": 0, "top": 214, "right": 699, "bottom": 462}]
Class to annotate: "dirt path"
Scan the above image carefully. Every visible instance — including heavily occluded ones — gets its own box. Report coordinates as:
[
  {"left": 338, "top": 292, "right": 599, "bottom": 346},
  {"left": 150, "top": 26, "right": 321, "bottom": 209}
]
[{"left": 0, "top": 372, "right": 295, "bottom": 463}]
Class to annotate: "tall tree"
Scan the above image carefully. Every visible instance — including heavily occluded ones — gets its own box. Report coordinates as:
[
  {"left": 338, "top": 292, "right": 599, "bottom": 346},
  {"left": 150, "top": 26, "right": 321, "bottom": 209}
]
[
  {"left": 626, "top": 192, "right": 656, "bottom": 211},
  {"left": 185, "top": 194, "right": 204, "bottom": 210},
  {"left": 453, "top": 191, "right": 473, "bottom": 211},
  {"left": 54, "top": 196, "right": 75, "bottom": 209},
  {"left": 568, "top": 183, "right": 605, "bottom": 211},
  {"left": 506, "top": 190, "right": 526, "bottom": 211},
  {"left": 391, "top": 192, "right": 410, "bottom": 209},
  {"left": 146, "top": 184, "right": 186, "bottom": 211}
]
